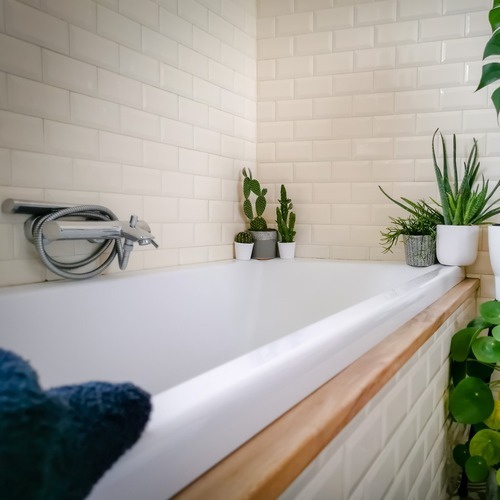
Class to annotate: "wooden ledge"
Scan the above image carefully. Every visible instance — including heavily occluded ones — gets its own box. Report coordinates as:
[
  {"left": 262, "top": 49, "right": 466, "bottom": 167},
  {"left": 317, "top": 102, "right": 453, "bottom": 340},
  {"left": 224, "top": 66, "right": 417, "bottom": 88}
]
[{"left": 175, "top": 279, "right": 479, "bottom": 500}]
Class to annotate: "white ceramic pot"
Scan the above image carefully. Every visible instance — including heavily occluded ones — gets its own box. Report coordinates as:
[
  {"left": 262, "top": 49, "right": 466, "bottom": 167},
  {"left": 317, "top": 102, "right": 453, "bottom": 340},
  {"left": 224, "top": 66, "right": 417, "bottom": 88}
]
[
  {"left": 234, "top": 242, "right": 254, "bottom": 261},
  {"left": 277, "top": 241, "right": 296, "bottom": 259},
  {"left": 488, "top": 225, "right": 500, "bottom": 299},
  {"left": 436, "top": 225, "right": 480, "bottom": 266}
]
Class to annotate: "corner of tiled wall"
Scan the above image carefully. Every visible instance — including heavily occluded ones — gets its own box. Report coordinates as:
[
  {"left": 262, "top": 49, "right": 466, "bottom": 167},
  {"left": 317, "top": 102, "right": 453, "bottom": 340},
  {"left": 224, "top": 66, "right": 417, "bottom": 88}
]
[
  {"left": 0, "top": 0, "right": 257, "bottom": 286},
  {"left": 256, "top": 0, "right": 498, "bottom": 300}
]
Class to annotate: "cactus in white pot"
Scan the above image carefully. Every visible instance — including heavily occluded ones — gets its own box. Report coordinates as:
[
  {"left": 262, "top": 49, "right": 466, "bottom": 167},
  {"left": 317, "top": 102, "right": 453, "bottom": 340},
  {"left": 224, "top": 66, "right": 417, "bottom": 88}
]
[{"left": 276, "top": 184, "right": 296, "bottom": 259}]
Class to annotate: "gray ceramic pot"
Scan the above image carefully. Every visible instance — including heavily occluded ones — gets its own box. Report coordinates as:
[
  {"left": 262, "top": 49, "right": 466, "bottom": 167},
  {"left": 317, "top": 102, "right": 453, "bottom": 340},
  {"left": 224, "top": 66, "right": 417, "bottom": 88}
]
[
  {"left": 403, "top": 235, "right": 436, "bottom": 267},
  {"left": 249, "top": 230, "right": 277, "bottom": 259}
]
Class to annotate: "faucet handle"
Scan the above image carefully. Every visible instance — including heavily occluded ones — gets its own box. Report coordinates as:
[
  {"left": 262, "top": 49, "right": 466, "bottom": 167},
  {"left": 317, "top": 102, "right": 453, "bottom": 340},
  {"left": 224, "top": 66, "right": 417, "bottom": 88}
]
[{"left": 129, "top": 214, "right": 138, "bottom": 228}]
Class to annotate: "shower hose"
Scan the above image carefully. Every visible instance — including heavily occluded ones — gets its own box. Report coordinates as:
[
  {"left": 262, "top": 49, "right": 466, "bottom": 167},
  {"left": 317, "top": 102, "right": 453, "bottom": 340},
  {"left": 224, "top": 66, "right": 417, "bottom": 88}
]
[{"left": 32, "top": 205, "right": 126, "bottom": 280}]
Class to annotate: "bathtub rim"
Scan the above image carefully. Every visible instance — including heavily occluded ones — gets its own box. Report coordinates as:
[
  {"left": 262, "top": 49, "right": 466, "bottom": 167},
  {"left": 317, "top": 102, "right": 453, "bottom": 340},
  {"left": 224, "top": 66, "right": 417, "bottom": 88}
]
[{"left": 174, "top": 277, "right": 479, "bottom": 499}]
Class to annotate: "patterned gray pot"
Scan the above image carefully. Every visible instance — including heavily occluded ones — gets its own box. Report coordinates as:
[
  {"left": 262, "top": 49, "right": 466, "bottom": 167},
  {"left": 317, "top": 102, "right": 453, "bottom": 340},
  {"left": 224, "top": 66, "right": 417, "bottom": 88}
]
[
  {"left": 403, "top": 235, "right": 436, "bottom": 267},
  {"left": 249, "top": 230, "right": 277, "bottom": 259}
]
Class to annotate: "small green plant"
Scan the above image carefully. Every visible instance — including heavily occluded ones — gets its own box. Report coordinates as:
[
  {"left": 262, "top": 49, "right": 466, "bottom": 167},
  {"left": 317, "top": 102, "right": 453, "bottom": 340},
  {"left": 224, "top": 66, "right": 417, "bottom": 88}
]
[
  {"left": 449, "top": 300, "right": 500, "bottom": 495},
  {"left": 379, "top": 186, "right": 443, "bottom": 254},
  {"left": 276, "top": 184, "right": 296, "bottom": 243},
  {"left": 234, "top": 231, "right": 253, "bottom": 244},
  {"left": 380, "top": 213, "right": 436, "bottom": 253},
  {"left": 476, "top": 1, "right": 500, "bottom": 119},
  {"left": 431, "top": 129, "right": 500, "bottom": 225},
  {"left": 242, "top": 168, "right": 268, "bottom": 230}
]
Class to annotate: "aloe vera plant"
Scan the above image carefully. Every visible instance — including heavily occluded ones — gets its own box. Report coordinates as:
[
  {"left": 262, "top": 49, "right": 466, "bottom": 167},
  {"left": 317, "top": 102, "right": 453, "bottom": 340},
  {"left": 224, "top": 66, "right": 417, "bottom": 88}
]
[
  {"left": 431, "top": 129, "right": 500, "bottom": 225},
  {"left": 476, "top": 0, "right": 500, "bottom": 119}
]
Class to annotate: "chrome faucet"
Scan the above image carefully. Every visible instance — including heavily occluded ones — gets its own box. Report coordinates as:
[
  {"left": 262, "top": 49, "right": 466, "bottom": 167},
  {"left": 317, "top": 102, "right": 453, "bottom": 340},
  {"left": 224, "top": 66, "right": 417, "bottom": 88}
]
[{"left": 42, "top": 215, "right": 159, "bottom": 248}]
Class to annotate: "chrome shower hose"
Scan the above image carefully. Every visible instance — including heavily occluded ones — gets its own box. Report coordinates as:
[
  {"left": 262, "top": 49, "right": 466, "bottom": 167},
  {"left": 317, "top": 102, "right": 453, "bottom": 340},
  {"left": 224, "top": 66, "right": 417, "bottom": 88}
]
[{"left": 32, "top": 205, "right": 124, "bottom": 280}]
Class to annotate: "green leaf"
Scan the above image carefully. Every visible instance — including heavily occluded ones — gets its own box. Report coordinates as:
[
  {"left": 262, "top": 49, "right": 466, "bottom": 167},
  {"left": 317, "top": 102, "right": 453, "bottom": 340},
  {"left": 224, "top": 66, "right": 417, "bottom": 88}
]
[
  {"left": 453, "top": 443, "right": 470, "bottom": 467},
  {"left": 492, "top": 86, "right": 500, "bottom": 122},
  {"left": 472, "top": 337, "right": 500, "bottom": 363},
  {"left": 452, "top": 360, "right": 467, "bottom": 386},
  {"left": 481, "top": 301, "right": 500, "bottom": 324},
  {"left": 451, "top": 327, "right": 481, "bottom": 361},
  {"left": 466, "top": 455, "right": 489, "bottom": 482},
  {"left": 490, "top": 7, "right": 500, "bottom": 32},
  {"left": 470, "top": 429, "right": 500, "bottom": 466},
  {"left": 493, "top": 325, "right": 500, "bottom": 342},
  {"left": 485, "top": 400, "right": 500, "bottom": 430},
  {"left": 466, "top": 359, "right": 495, "bottom": 382},
  {"left": 484, "top": 29, "right": 500, "bottom": 59},
  {"left": 468, "top": 316, "right": 492, "bottom": 329},
  {"left": 449, "top": 377, "right": 494, "bottom": 424},
  {"left": 476, "top": 62, "right": 500, "bottom": 91}
]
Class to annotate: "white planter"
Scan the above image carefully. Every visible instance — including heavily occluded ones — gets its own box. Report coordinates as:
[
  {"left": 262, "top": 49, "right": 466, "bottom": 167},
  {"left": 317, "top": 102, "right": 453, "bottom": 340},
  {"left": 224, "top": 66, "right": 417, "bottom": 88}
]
[
  {"left": 234, "top": 242, "right": 254, "bottom": 261},
  {"left": 488, "top": 225, "right": 500, "bottom": 300},
  {"left": 436, "top": 225, "right": 480, "bottom": 266},
  {"left": 278, "top": 241, "right": 296, "bottom": 259}
]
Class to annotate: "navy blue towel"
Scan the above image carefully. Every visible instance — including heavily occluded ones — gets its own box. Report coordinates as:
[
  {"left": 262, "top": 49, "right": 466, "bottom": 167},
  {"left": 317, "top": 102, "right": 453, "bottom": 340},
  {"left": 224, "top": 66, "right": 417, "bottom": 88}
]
[{"left": 0, "top": 349, "right": 152, "bottom": 500}]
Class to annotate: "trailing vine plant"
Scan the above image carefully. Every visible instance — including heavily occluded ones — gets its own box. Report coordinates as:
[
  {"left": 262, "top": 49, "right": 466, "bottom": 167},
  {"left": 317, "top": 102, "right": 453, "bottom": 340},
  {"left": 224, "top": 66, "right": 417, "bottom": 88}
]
[{"left": 450, "top": 301, "right": 500, "bottom": 493}]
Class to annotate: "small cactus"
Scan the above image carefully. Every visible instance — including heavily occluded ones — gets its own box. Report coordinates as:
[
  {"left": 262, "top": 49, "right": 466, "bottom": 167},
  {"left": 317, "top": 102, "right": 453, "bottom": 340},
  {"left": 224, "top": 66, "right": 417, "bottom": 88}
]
[
  {"left": 235, "top": 231, "right": 253, "bottom": 244},
  {"left": 276, "top": 184, "right": 296, "bottom": 243},
  {"left": 242, "top": 168, "right": 268, "bottom": 230}
]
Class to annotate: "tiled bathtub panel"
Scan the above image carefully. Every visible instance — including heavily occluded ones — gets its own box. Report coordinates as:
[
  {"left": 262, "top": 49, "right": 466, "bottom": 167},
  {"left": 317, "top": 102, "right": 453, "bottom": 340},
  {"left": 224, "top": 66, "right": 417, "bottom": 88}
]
[{"left": 281, "top": 298, "right": 475, "bottom": 500}]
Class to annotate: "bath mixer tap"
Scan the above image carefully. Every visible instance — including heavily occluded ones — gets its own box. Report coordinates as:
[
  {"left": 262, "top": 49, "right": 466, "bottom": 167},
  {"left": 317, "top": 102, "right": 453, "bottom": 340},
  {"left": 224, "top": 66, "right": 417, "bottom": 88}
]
[{"left": 42, "top": 215, "right": 159, "bottom": 248}]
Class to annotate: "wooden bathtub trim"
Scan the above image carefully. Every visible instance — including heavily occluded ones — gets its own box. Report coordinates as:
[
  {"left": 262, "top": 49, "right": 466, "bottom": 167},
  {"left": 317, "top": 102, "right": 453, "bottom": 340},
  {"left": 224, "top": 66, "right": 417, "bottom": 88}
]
[{"left": 175, "top": 278, "right": 479, "bottom": 500}]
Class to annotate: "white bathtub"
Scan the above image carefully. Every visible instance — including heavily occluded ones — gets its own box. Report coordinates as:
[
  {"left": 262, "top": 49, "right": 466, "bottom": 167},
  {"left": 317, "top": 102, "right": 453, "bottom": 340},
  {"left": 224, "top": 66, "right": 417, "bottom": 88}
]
[{"left": 0, "top": 259, "right": 464, "bottom": 498}]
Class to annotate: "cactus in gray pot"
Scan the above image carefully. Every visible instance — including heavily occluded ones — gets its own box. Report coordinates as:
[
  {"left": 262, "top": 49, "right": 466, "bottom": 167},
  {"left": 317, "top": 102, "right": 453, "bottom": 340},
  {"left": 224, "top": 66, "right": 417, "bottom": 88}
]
[
  {"left": 234, "top": 231, "right": 253, "bottom": 244},
  {"left": 276, "top": 184, "right": 296, "bottom": 243},
  {"left": 242, "top": 168, "right": 268, "bottom": 230}
]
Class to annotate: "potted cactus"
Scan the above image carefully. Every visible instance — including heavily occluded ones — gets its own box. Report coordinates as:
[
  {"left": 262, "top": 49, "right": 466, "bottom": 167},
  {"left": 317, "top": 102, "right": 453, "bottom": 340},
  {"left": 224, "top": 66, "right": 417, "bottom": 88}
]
[
  {"left": 276, "top": 184, "right": 296, "bottom": 259},
  {"left": 234, "top": 231, "right": 254, "bottom": 261},
  {"left": 241, "top": 168, "right": 277, "bottom": 259}
]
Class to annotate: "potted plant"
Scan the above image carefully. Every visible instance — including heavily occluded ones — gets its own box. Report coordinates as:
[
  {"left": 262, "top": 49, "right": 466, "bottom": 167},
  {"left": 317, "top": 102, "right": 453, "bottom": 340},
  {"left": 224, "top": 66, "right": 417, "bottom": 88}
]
[
  {"left": 379, "top": 187, "right": 443, "bottom": 266},
  {"left": 276, "top": 184, "right": 296, "bottom": 259},
  {"left": 431, "top": 129, "right": 500, "bottom": 266},
  {"left": 448, "top": 300, "right": 500, "bottom": 497},
  {"left": 234, "top": 231, "right": 254, "bottom": 261},
  {"left": 241, "top": 168, "right": 277, "bottom": 260}
]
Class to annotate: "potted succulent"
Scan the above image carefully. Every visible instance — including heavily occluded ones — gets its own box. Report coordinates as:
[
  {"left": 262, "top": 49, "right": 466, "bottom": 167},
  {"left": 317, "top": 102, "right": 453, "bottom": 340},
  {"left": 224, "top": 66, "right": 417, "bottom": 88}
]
[
  {"left": 431, "top": 129, "right": 500, "bottom": 266},
  {"left": 234, "top": 231, "right": 254, "bottom": 261},
  {"left": 276, "top": 184, "right": 296, "bottom": 259},
  {"left": 448, "top": 300, "right": 500, "bottom": 497},
  {"left": 241, "top": 168, "right": 277, "bottom": 259},
  {"left": 379, "top": 187, "right": 442, "bottom": 267}
]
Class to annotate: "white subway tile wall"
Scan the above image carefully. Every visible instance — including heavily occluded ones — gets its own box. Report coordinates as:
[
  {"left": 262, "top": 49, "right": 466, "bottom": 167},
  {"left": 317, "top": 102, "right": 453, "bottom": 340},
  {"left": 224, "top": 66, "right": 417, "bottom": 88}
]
[
  {"left": 282, "top": 297, "right": 476, "bottom": 500},
  {"left": 256, "top": 0, "right": 497, "bottom": 299},
  {"left": 0, "top": 0, "right": 256, "bottom": 285}
]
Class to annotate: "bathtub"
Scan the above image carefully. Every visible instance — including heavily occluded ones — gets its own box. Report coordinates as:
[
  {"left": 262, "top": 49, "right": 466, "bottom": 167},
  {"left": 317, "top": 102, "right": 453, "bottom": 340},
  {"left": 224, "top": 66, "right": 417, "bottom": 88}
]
[{"left": 0, "top": 259, "right": 464, "bottom": 498}]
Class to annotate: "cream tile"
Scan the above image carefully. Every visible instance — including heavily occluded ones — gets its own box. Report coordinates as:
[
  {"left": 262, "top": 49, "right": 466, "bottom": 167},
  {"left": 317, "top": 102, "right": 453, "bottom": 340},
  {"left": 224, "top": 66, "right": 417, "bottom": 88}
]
[
  {"left": 276, "top": 11, "right": 313, "bottom": 36},
  {"left": 258, "top": 36, "right": 293, "bottom": 59},
  {"left": 396, "top": 42, "right": 441, "bottom": 67},
  {"left": 394, "top": 136, "right": 434, "bottom": 159},
  {"left": 258, "top": 121, "right": 293, "bottom": 141},
  {"left": 295, "top": 76, "right": 332, "bottom": 98},
  {"left": 160, "top": 7, "right": 192, "bottom": 47},
  {"left": 333, "top": 71, "right": 373, "bottom": 95},
  {"left": 97, "top": 5, "right": 141, "bottom": 50},
  {"left": 120, "top": 46, "right": 159, "bottom": 86},
  {"left": 416, "top": 111, "right": 462, "bottom": 135},
  {"left": 352, "top": 138, "right": 393, "bottom": 160},
  {"left": 71, "top": 93, "right": 119, "bottom": 131},
  {"left": 276, "top": 99, "right": 312, "bottom": 120},
  {"left": 373, "top": 115, "right": 415, "bottom": 137},
  {"left": 143, "top": 140, "right": 178, "bottom": 170},
  {"left": 276, "top": 141, "right": 313, "bottom": 161},
  {"left": 6, "top": 0, "right": 68, "bottom": 53},
  {"left": 161, "top": 117, "right": 194, "bottom": 148},
  {"left": 74, "top": 159, "right": 122, "bottom": 192},
  {"left": 332, "top": 160, "right": 371, "bottom": 181},
  {"left": 162, "top": 171, "right": 194, "bottom": 198},
  {"left": 314, "top": 6, "right": 353, "bottom": 31},
  {"left": 419, "top": 14, "right": 465, "bottom": 42},
  {"left": 398, "top": 0, "right": 442, "bottom": 19},
  {"left": 395, "top": 89, "right": 439, "bottom": 113},
  {"left": 353, "top": 92, "right": 394, "bottom": 116},
  {"left": 179, "top": 198, "right": 209, "bottom": 221},
  {"left": 70, "top": 25, "right": 119, "bottom": 72},
  {"left": 12, "top": 150, "right": 72, "bottom": 188},
  {"left": 143, "top": 85, "right": 178, "bottom": 119},
  {"left": 119, "top": 0, "right": 159, "bottom": 28},
  {"left": 41, "top": 0, "right": 96, "bottom": 32},
  {"left": 313, "top": 95, "right": 352, "bottom": 118},
  {"left": 121, "top": 106, "right": 161, "bottom": 140},
  {"left": 331, "top": 116, "right": 372, "bottom": 139},
  {"left": 99, "top": 130, "right": 142, "bottom": 165},
  {"left": 466, "top": 11, "right": 490, "bottom": 37},
  {"left": 43, "top": 50, "right": 97, "bottom": 96},
  {"left": 161, "top": 64, "right": 193, "bottom": 98},
  {"left": 442, "top": 36, "right": 488, "bottom": 63},
  {"left": 374, "top": 68, "right": 417, "bottom": 91},
  {"left": 312, "top": 139, "right": 351, "bottom": 161},
  {"left": 314, "top": 51, "right": 353, "bottom": 76},
  {"left": 443, "top": 0, "right": 490, "bottom": 14},
  {"left": 258, "top": 79, "right": 294, "bottom": 100},
  {"left": 0, "top": 33, "right": 42, "bottom": 81},
  {"left": 334, "top": 26, "right": 373, "bottom": 51},
  {"left": 7, "top": 75, "right": 70, "bottom": 121},
  {"left": 258, "top": 0, "right": 293, "bottom": 18},
  {"left": 194, "top": 127, "right": 222, "bottom": 154},
  {"left": 354, "top": 1, "right": 396, "bottom": 25},
  {"left": 179, "top": 147, "right": 209, "bottom": 175},
  {"left": 375, "top": 21, "right": 418, "bottom": 46},
  {"left": 98, "top": 68, "right": 142, "bottom": 108},
  {"left": 418, "top": 63, "right": 464, "bottom": 88},
  {"left": 142, "top": 27, "right": 178, "bottom": 67},
  {"left": 295, "top": 31, "right": 332, "bottom": 55},
  {"left": 276, "top": 56, "right": 313, "bottom": 79},
  {"left": 179, "top": 97, "right": 209, "bottom": 128},
  {"left": 194, "top": 175, "right": 222, "bottom": 200},
  {"left": 123, "top": 165, "right": 161, "bottom": 195},
  {"left": 294, "top": 119, "right": 332, "bottom": 140}
]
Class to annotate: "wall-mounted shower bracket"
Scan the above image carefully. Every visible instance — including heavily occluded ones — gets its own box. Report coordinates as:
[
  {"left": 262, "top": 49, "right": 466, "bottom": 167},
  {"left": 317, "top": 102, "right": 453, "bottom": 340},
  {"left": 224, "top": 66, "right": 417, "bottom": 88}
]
[{"left": 2, "top": 198, "right": 76, "bottom": 216}]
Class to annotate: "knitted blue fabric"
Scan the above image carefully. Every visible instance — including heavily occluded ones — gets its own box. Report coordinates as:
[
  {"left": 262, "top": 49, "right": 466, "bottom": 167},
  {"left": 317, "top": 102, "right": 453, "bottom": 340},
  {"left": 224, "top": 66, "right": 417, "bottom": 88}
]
[{"left": 0, "top": 349, "right": 152, "bottom": 500}]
